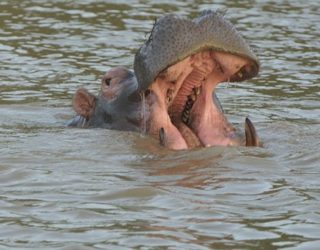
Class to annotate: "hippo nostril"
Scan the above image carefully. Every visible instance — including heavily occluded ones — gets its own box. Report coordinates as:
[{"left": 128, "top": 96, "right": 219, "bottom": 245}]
[
  {"left": 230, "top": 66, "right": 247, "bottom": 82},
  {"left": 104, "top": 78, "right": 111, "bottom": 86}
]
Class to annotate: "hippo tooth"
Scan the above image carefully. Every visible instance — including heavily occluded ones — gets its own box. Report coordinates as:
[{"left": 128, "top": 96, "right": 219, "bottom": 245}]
[
  {"left": 181, "top": 117, "right": 187, "bottom": 123},
  {"left": 245, "top": 117, "right": 260, "bottom": 146},
  {"left": 159, "top": 127, "right": 166, "bottom": 146},
  {"left": 166, "top": 89, "right": 174, "bottom": 104},
  {"left": 186, "top": 98, "right": 194, "bottom": 106},
  {"left": 190, "top": 94, "right": 197, "bottom": 102},
  {"left": 193, "top": 87, "right": 199, "bottom": 96},
  {"left": 166, "top": 95, "right": 172, "bottom": 104},
  {"left": 185, "top": 102, "right": 192, "bottom": 110},
  {"left": 183, "top": 110, "right": 189, "bottom": 117},
  {"left": 182, "top": 112, "right": 189, "bottom": 123},
  {"left": 238, "top": 71, "right": 243, "bottom": 78},
  {"left": 194, "top": 86, "right": 202, "bottom": 96}
]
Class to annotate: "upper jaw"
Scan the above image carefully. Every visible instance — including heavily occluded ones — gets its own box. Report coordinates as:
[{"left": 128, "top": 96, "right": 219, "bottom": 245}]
[{"left": 134, "top": 10, "right": 259, "bottom": 92}]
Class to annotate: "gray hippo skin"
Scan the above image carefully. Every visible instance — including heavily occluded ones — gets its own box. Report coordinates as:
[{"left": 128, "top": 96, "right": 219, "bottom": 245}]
[{"left": 70, "top": 10, "right": 260, "bottom": 150}]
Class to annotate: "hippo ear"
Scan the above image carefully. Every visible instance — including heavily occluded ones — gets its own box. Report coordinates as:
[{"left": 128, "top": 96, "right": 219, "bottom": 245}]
[{"left": 72, "top": 88, "right": 97, "bottom": 119}]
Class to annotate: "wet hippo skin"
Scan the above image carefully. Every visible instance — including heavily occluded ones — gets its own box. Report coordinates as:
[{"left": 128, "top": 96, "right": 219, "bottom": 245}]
[{"left": 69, "top": 10, "right": 260, "bottom": 150}]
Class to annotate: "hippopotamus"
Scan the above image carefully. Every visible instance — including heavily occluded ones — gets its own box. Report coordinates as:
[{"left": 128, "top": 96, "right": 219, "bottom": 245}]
[{"left": 69, "top": 10, "right": 260, "bottom": 150}]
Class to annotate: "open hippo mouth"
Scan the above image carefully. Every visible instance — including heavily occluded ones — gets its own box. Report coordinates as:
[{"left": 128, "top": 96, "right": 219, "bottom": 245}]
[{"left": 134, "top": 10, "right": 260, "bottom": 149}]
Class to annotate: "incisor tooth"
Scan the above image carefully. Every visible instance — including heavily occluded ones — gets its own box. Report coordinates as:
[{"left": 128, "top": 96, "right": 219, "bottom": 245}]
[
  {"left": 190, "top": 94, "right": 196, "bottom": 102},
  {"left": 193, "top": 87, "right": 201, "bottom": 96}
]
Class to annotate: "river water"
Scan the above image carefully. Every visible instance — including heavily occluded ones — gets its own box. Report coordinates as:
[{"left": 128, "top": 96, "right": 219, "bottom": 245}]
[{"left": 0, "top": 1, "right": 319, "bottom": 249}]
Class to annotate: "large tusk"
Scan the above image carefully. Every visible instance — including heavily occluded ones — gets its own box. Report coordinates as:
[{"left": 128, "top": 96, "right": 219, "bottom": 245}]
[
  {"left": 159, "top": 127, "right": 166, "bottom": 147},
  {"left": 245, "top": 117, "right": 260, "bottom": 147}
]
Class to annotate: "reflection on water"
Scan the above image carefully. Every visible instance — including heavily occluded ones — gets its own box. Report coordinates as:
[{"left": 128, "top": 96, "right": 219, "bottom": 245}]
[{"left": 0, "top": 0, "right": 319, "bottom": 249}]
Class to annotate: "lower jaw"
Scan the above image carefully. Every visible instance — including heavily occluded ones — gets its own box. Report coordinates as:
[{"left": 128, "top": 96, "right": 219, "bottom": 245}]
[
  {"left": 170, "top": 95, "right": 238, "bottom": 149},
  {"left": 146, "top": 108, "right": 242, "bottom": 150},
  {"left": 147, "top": 98, "right": 238, "bottom": 149},
  {"left": 171, "top": 118, "right": 239, "bottom": 149},
  {"left": 149, "top": 112, "right": 240, "bottom": 150},
  {"left": 159, "top": 127, "right": 238, "bottom": 150}
]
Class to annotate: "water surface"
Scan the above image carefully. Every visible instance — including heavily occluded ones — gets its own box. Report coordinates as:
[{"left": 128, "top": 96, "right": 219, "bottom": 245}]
[{"left": 0, "top": 1, "right": 319, "bottom": 249}]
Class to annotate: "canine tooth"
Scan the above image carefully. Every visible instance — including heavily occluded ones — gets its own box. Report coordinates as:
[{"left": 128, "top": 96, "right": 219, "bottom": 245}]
[
  {"left": 166, "top": 95, "right": 172, "bottom": 103},
  {"left": 193, "top": 87, "right": 201, "bottom": 96},
  {"left": 245, "top": 117, "right": 260, "bottom": 147},
  {"left": 159, "top": 127, "right": 166, "bottom": 146},
  {"left": 238, "top": 71, "right": 243, "bottom": 78},
  {"left": 166, "top": 89, "right": 174, "bottom": 104}
]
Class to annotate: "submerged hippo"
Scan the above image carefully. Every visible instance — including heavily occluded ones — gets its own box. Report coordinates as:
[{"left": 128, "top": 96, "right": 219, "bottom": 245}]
[{"left": 69, "top": 10, "right": 260, "bottom": 150}]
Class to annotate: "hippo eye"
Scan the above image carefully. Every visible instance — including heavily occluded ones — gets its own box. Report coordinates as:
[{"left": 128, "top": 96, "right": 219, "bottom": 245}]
[{"left": 104, "top": 78, "right": 111, "bottom": 86}]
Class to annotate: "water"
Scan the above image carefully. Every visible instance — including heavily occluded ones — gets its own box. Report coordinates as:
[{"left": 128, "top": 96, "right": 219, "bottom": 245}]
[{"left": 0, "top": 0, "right": 319, "bottom": 249}]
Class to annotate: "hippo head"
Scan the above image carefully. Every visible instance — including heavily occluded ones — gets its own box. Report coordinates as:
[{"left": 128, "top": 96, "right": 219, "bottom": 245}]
[{"left": 133, "top": 10, "right": 260, "bottom": 149}]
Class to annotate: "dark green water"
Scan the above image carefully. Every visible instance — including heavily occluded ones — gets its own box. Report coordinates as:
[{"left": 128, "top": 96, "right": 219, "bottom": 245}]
[{"left": 0, "top": 1, "right": 319, "bottom": 249}]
